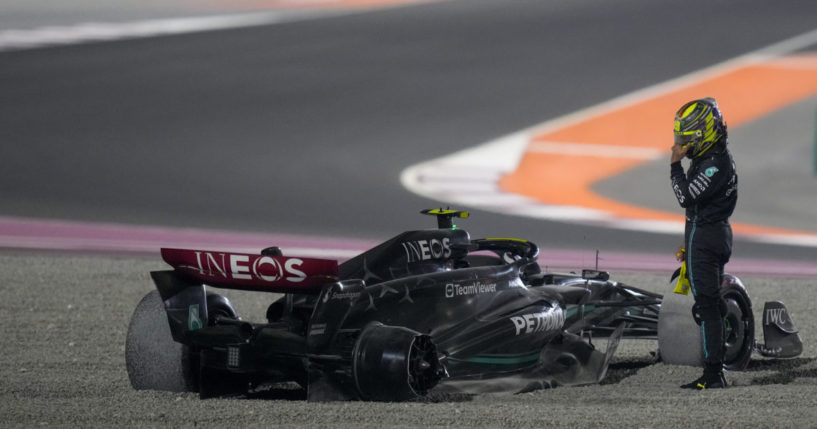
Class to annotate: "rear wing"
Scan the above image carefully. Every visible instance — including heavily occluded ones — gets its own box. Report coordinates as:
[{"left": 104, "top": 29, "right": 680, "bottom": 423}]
[{"left": 160, "top": 248, "right": 339, "bottom": 294}]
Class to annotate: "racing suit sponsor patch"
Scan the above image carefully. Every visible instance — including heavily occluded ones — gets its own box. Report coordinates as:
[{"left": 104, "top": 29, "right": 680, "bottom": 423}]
[
  {"left": 690, "top": 182, "right": 701, "bottom": 197},
  {"left": 673, "top": 183, "right": 685, "bottom": 204}
]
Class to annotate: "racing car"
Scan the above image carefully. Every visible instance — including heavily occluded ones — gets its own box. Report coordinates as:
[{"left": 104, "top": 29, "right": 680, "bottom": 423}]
[{"left": 126, "top": 209, "right": 802, "bottom": 401}]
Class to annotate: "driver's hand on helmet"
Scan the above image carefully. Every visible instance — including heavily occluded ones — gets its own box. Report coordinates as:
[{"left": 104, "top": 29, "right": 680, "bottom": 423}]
[{"left": 671, "top": 143, "right": 689, "bottom": 163}]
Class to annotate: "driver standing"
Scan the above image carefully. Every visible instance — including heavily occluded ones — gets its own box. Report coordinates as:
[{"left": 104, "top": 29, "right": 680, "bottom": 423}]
[{"left": 669, "top": 97, "right": 738, "bottom": 390}]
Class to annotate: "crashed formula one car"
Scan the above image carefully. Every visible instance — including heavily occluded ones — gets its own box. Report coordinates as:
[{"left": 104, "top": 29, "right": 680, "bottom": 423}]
[{"left": 126, "top": 209, "right": 802, "bottom": 401}]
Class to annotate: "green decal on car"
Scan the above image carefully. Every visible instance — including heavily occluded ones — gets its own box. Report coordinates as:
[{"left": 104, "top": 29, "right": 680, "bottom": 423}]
[{"left": 188, "top": 304, "right": 202, "bottom": 331}]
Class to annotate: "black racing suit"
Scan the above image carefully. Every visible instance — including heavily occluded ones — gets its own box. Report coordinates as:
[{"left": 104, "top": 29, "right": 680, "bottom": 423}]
[{"left": 670, "top": 143, "right": 738, "bottom": 373}]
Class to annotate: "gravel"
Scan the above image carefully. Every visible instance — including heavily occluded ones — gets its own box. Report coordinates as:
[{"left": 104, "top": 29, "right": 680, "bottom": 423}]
[{"left": 1, "top": 253, "right": 815, "bottom": 428}]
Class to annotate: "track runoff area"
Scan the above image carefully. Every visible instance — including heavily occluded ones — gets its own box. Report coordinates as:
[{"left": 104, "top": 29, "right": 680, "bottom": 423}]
[{"left": 402, "top": 28, "right": 817, "bottom": 252}]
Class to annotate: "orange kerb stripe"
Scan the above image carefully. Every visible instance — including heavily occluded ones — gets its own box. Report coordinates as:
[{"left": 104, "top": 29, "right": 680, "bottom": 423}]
[{"left": 500, "top": 54, "right": 817, "bottom": 236}]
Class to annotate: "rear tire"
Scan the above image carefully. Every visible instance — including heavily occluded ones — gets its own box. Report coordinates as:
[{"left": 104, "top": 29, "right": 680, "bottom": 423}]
[
  {"left": 352, "top": 323, "right": 443, "bottom": 401},
  {"left": 206, "top": 293, "right": 238, "bottom": 325},
  {"left": 125, "top": 291, "right": 197, "bottom": 392}
]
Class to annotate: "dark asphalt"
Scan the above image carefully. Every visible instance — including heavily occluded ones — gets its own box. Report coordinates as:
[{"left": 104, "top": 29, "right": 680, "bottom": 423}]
[{"left": 2, "top": 0, "right": 817, "bottom": 261}]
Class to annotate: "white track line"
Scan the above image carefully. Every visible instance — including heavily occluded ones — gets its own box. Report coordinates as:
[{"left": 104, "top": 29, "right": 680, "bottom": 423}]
[
  {"left": 400, "top": 27, "right": 817, "bottom": 247},
  {"left": 0, "top": 11, "right": 335, "bottom": 52},
  {"left": 0, "top": 1, "right": 446, "bottom": 52}
]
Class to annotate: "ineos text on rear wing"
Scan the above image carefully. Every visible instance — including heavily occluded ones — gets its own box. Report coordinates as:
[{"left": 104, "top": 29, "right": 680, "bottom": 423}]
[{"left": 161, "top": 248, "right": 339, "bottom": 293}]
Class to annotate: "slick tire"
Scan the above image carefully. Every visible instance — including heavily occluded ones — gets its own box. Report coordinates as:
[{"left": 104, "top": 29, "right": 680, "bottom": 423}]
[
  {"left": 657, "top": 276, "right": 754, "bottom": 370},
  {"left": 720, "top": 280, "right": 754, "bottom": 370},
  {"left": 125, "top": 290, "right": 197, "bottom": 392},
  {"left": 657, "top": 289, "right": 702, "bottom": 367}
]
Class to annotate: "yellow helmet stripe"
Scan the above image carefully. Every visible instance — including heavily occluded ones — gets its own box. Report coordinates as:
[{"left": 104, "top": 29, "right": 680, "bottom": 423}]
[{"left": 681, "top": 102, "right": 699, "bottom": 119}]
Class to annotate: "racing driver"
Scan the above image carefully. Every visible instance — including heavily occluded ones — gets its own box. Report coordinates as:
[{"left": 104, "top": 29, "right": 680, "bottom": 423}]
[{"left": 669, "top": 97, "right": 738, "bottom": 390}]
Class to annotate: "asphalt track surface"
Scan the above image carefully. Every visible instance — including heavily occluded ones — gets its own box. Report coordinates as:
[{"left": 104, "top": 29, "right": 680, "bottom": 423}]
[
  {"left": 3, "top": 0, "right": 817, "bottom": 262},
  {"left": 3, "top": 1, "right": 817, "bottom": 427}
]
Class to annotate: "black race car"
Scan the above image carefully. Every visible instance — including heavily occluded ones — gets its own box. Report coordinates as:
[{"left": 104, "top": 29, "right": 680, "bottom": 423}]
[{"left": 126, "top": 209, "right": 802, "bottom": 401}]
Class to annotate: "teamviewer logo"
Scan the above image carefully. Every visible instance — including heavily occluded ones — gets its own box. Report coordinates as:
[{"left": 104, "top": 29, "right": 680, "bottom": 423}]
[{"left": 445, "top": 283, "right": 455, "bottom": 298}]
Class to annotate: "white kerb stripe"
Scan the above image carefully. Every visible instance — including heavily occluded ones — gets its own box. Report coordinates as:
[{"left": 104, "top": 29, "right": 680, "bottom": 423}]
[{"left": 0, "top": 12, "right": 319, "bottom": 51}]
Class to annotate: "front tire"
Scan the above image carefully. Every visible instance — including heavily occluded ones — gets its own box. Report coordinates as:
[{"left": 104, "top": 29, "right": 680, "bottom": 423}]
[
  {"left": 657, "top": 275, "right": 754, "bottom": 370},
  {"left": 720, "top": 279, "right": 754, "bottom": 370},
  {"left": 657, "top": 287, "right": 702, "bottom": 366}
]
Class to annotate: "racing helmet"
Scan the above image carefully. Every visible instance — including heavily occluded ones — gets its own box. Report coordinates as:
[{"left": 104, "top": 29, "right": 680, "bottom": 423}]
[{"left": 673, "top": 97, "right": 727, "bottom": 158}]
